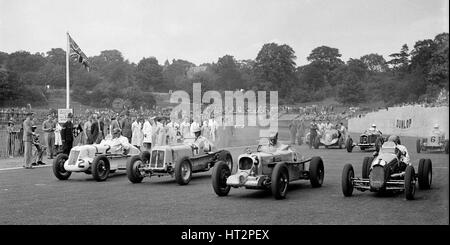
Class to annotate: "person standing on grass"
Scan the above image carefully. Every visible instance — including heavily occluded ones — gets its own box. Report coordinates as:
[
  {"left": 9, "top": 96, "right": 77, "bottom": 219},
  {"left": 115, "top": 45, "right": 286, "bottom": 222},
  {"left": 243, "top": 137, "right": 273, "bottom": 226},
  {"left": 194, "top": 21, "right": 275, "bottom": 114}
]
[
  {"left": 22, "top": 112, "right": 34, "bottom": 169},
  {"left": 61, "top": 113, "right": 74, "bottom": 155},
  {"left": 42, "top": 113, "right": 56, "bottom": 159}
]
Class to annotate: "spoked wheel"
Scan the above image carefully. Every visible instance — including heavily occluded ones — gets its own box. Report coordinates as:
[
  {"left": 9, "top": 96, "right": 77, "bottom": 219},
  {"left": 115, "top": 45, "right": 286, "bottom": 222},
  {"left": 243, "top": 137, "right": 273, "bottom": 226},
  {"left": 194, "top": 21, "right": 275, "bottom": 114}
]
[
  {"left": 92, "top": 155, "right": 110, "bottom": 182},
  {"left": 418, "top": 159, "right": 432, "bottom": 190},
  {"left": 405, "top": 165, "right": 416, "bottom": 200},
  {"left": 342, "top": 164, "right": 354, "bottom": 197},
  {"left": 362, "top": 156, "right": 373, "bottom": 179},
  {"left": 346, "top": 137, "right": 353, "bottom": 152},
  {"left": 127, "top": 155, "right": 145, "bottom": 183},
  {"left": 52, "top": 153, "right": 71, "bottom": 180},
  {"left": 212, "top": 161, "right": 231, "bottom": 196},
  {"left": 175, "top": 157, "right": 192, "bottom": 185},
  {"left": 271, "top": 163, "right": 289, "bottom": 200},
  {"left": 309, "top": 156, "right": 324, "bottom": 187},
  {"left": 219, "top": 151, "right": 234, "bottom": 174}
]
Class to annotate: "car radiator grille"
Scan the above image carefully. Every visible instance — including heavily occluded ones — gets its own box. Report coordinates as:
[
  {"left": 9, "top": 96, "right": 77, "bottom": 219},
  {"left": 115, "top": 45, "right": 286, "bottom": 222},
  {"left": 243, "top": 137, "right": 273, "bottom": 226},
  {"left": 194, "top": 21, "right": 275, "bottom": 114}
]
[
  {"left": 360, "top": 136, "right": 368, "bottom": 144},
  {"left": 67, "top": 150, "right": 80, "bottom": 165},
  {"left": 150, "top": 150, "right": 165, "bottom": 168},
  {"left": 370, "top": 165, "right": 385, "bottom": 189}
]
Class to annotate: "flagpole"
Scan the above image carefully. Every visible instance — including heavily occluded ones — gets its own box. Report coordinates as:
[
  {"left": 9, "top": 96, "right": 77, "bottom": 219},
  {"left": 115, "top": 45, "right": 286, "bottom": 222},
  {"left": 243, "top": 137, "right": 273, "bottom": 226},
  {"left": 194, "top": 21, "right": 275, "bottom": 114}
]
[{"left": 66, "top": 32, "right": 70, "bottom": 109}]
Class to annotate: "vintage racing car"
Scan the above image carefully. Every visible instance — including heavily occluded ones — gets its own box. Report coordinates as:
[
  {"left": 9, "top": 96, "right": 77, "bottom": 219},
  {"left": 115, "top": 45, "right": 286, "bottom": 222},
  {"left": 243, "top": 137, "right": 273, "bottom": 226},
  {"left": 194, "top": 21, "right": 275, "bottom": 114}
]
[
  {"left": 52, "top": 143, "right": 141, "bottom": 181},
  {"left": 341, "top": 141, "right": 432, "bottom": 200},
  {"left": 313, "top": 129, "right": 345, "bottom": 149},
  {"left": 346, "top": 132, "right": 385, "bottom": 153},
  {"left": 211, "top": 138, "right": 324, "bottom": 199},
  {"left": 416, "top": 135, "right": 449, "bottom": 154},
  {"left": 126, "top": 138, "right": 233, "bottom": 185}
]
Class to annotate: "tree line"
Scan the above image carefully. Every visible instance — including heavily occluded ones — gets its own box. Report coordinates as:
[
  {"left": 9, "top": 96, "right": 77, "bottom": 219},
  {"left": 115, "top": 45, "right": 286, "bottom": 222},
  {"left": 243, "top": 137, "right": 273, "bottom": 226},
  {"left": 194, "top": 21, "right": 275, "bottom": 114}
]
[{"left": 0, "top": 32, "right": 448, "bottom": 108}]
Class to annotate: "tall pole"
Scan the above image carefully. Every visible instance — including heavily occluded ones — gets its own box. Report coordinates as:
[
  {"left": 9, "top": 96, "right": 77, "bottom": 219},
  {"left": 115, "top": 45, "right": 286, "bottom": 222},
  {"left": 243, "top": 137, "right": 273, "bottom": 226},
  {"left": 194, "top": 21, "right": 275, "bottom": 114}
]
[{"left": 66, "top": 32, "right": 70, "bottom": 109}]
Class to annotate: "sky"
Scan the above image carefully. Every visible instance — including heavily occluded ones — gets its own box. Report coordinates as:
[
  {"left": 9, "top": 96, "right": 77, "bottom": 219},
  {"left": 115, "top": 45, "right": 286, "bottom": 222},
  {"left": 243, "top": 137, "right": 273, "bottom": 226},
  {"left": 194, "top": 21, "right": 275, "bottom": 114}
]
[{"left": 0, "top": 0, "right": 448, "bottom": 66}]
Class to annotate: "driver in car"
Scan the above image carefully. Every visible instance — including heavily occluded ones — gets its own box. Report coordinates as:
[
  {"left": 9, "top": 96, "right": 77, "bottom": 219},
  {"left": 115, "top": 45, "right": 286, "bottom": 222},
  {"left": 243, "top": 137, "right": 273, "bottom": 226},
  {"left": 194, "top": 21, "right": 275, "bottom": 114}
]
[
  {"left": 191, "top": 125, "right": 213, "bottom": 154},
  {"left": 101, "top": 128, "right": 131, "bottom": 154},
  {"left": 366, "top": 124, "right": 382, "bottom": 135},
  {"left": 388, "top": 135, "right": 410, "bottom": 170},
  {"left": 260, "top": 132, "right": 288, "bottom": 153}
]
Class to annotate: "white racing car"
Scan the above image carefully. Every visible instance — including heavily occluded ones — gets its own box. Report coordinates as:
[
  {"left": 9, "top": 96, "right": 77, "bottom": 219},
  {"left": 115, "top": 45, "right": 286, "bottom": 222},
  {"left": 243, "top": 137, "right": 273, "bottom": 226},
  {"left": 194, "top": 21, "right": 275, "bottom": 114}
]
[{"left": 52, "top": 143, "right": 141, "bottom": 181}]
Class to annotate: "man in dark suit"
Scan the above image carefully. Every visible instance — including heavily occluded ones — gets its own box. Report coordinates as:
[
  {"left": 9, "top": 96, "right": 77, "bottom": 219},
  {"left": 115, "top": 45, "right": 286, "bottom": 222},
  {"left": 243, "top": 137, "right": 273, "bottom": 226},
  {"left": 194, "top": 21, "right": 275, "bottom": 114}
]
[
  {"left": 61, "top": 112, "right": 74, "bottom": 155},
  {"left": 90, "top": 113, "right": 104, "bottom": 144},
  {"left": 120, "top": 111, "right": 132, "bottom": 143}
]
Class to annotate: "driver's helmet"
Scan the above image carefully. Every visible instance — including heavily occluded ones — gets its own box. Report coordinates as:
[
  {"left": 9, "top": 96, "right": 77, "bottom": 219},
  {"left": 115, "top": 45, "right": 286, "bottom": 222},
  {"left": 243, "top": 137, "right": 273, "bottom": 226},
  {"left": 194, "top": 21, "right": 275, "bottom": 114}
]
[
  {"left": 269, "top": 132, "right": 278, "bottom": 145},
  {"left": 387, "top": 135, "right": 401, "bottom": 145},
  {"left": 371, "top": 124, "right": 376, "bottom": 129},
  {"left": 434, "top": 124, "right": 439, "bottom": 129}
]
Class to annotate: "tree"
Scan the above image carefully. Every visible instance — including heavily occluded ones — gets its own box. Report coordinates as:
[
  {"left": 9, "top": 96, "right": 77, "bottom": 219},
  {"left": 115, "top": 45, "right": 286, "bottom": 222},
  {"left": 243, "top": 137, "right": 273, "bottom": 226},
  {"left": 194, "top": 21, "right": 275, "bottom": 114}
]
[
  {"left": 336, "top": 72, "right": 366, "bottom": 105},
  {"left": 6, "top": 51, "right": 46, "bottom": 74},
  {"left": 360, "top": 53, "right": 388, "bottom": 72},
  {"left": 254, "top": 43, "right": 297, "bottom": 97},
  {"left": 162, "top": 59, "right": 195, "bottom": 90},
  {"left": 46, "top": 48, "right": 66, "bottom": 66},
  {"left": 428, "top": 33, "right": 449, "bottom": 89},
  {"left": 213, "top": 55, "right": 242, "bottom": 90},
  {"left": 388, "top": 44, "right": 410, "bottom": 73},
  {"left": 306, "top": 46, "right": 344, "bottom": 86},
  {"left": 135, "top": 57, "right": 164, "bottom": 91}
]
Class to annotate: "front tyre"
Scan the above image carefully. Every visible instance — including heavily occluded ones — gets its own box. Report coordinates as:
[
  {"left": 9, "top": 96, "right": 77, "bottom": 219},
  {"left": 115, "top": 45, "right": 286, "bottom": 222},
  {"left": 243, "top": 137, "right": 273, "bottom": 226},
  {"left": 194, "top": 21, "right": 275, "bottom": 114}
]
[
  {"left": 211, "top": 161, "right": 231, "bottom": 196},
  {"left": 418, "top": 159, "right": 432, "bottom": 190},
  {"left": 346, "top": 137, "right": 353, "bottom": 152},
  {"left": 52, "top": 153, "right": 71, "bottom": 180},
  {"left": 271, "top": 163, "right": 289, "bottom": 200},
  {"left": 175, "top": 157, "right": 192, "bottom": 185},
  {"left": 127, "top": 155, "right": 144, "bottom": 183},
  {"left": 219, "top": 151, "right": 233, "bottom": 174},
  {"left": 92, "top": 155, "right": 110, "bottom": 182},
  {"left": 309, "top": 157, "right": 324, "bottom": 187},
  {"left": 416, "top": 139, "right": 421, "bottom": 153},
  {"left": 362, "top": 156, "right": 372, "bottom": 179},
  {"left": 405, "top": 165, "right": 416, "bottom": 200},
  {"left": 341, "top": 164, "right": 354, "bottom": 197}
]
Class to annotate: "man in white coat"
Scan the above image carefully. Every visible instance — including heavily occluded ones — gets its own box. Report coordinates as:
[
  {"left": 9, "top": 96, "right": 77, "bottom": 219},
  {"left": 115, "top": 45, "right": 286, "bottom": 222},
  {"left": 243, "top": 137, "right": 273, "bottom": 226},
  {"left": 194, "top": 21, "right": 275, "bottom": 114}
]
[
  {"left": 131, "top": 116, "right": 143, "bottom": 149},
  {"left": 142, "top": 116, "right": 153, "bottom": 151},
  {"left": 180, "top": 118, "right": 191, "bottom": 139},
  {"left": 190, "top": 119, "right": 200, "bottom": 138}
]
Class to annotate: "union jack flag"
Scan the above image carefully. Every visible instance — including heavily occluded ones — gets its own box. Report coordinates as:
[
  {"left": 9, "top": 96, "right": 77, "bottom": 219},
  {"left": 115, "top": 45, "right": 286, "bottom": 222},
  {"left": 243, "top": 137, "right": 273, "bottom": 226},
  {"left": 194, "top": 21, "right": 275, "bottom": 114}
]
[{"left": 69, "top": 34, "right": 90, "bottom": 71}]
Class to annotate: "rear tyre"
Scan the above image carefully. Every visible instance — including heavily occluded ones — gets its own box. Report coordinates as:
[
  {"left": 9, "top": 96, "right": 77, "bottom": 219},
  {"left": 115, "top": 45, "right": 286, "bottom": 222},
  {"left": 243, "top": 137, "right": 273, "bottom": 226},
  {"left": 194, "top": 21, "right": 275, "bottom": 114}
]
[
  {"left": 52, "top": 153, "right": 71, "bottom": 180},
  {"left": 127, "top": 155, "right": 144, "bottom": 183},
  {"left": 418, "top": 159, "right": 432, "bottom": 190},
  {"left": 175, "top": 157, "right": 192, "bottom": 185},
  {"left": 445, "top": 140, "right": 449, "bottom": 154},
  {"left": 309, "top": 157, "right": 324, "bottom": 187},
  {"left": 346, "top": 137, "right": 353, "bottom": 153},
  {"left": 271, "top": 163, "right": 289, "bottom": 199},
  {"left": 405, "top": 165, "right": 416, "bottom": 200},
  {"left": 211, "top": 161, "right": 231, "bottom": 196},
  {"left": 92, "top": 155, "right": 110, "bottom": 181},
  {"left": 416, "top": 139, "right": 421, "bottom": 153},
  {"left": 362, "top": 156, "right": 373, "bottom": 179},
  {"left": 341, "top": 164, "right": 354, "bottom": 197}
]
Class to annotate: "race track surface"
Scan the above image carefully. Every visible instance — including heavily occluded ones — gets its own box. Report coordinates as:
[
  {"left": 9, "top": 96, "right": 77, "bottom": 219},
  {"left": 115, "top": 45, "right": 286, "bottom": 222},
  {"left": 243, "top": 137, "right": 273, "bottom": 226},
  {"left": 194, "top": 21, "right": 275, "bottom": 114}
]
[{"left": 0, "top": 134, "right": 448, "bottom": 225}]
